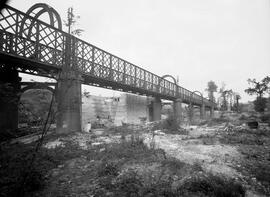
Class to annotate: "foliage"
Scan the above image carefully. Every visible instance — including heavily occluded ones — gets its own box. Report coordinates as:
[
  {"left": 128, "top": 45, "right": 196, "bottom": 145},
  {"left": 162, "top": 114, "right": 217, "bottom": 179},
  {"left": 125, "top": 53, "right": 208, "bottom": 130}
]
[
  {"left": 0, "top": 140, "right": 89, "bottom": 197},
  {"left": 177, "top": 173, "right": 245, "bottom": 197},
  {"left": 63, "top": 7, "right": 84, "bottom": 36},
  {"left": 253, "top": 97, "right": 267, "bottom": 112},
  {"left": 82, "top": 89, "right": 90, "bottom": 98},
  {"left": 260, "top": 113, "right": 270, "bottom": 123},
  {"left": 206, "top": 80, "right": 218, "bottom": 102},
  {"left": 152, "top": 114, "right": 180, "bottom": 132},
  {"left": 218, "top": 84, "right": 241, "bottom": 112},
  {"left": 245, "top": 76, "right": 270, "bottom": 98},
  {"left": 20, "top": 89, "right": 56, "bottom": 124}
]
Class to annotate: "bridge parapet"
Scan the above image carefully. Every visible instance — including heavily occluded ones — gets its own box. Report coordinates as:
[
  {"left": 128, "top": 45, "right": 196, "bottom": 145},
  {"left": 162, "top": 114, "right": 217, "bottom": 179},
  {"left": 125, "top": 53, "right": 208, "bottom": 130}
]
[{"left": 0, "top": 5, "right": 216, "bottom": 107}]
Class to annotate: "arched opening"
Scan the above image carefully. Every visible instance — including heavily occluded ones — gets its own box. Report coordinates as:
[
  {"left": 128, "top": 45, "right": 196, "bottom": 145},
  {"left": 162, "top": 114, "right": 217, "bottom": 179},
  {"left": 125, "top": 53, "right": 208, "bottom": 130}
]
[{"left": 19, "top": 85, "right": 56, "bottom": 130}]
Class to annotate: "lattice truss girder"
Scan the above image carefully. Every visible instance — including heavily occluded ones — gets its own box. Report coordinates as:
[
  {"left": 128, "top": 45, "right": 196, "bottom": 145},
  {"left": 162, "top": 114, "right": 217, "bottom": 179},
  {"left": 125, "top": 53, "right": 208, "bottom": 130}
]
[
  {"left": 0, "top": 6, "right": 64, "bottom": 66},
  {"left": 0, "top": 5, "right": 215, "bottom": 107}
]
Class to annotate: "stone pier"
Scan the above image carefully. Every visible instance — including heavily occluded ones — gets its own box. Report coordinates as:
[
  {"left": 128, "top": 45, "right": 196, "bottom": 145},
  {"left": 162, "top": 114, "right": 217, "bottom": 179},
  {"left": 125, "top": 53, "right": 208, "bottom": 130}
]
[
  {"left": 0, "top": 67, "right": 21, "bottom": 131},
  {"left": 149, "top": 97, "right": 161, "bottom": 121},
  {"left": 173, "top": 98, "right": 182, "bottom": 124},
  {"left": 200, "top": 103, "right": 205, "bottom": 119},
  {"left": 56, "top": 71, "right": 82, "bottom": 133},
  {"left": 210, "top": 106, "right": 214, "bottom": 118}
]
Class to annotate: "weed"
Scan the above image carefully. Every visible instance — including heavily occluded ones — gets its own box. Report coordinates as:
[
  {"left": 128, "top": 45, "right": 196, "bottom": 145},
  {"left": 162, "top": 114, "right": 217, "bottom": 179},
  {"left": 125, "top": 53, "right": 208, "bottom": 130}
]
[
  {"left": 97, "top": 160, "right": 120, "bottom": 177},
  {"left": 161, "top": 157, "right": 186, "bottom": 173},
  {"left": 177, "top": 173, "right": 245, "bottom": 197}
]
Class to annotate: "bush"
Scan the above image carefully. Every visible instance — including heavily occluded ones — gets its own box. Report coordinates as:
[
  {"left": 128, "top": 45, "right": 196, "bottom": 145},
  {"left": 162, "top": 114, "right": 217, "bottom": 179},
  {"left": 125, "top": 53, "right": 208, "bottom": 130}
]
[
  {"left": 152, "top": 114, "right": 182, "bottom": 134},
  {"left": 97, "top": 160, "right": 120, "bottom": 177},
  {"left": 177, "top": 173, "right": 245, "bottom": 197},
  {"left": 0, "top": 140, "right": 91, "bottom": 197},
  {"left": 260, "top": 113, "right": 270, "bottom": 123},
  {"left": 254, "top": 97, "right": 267, "bottom": 113}
]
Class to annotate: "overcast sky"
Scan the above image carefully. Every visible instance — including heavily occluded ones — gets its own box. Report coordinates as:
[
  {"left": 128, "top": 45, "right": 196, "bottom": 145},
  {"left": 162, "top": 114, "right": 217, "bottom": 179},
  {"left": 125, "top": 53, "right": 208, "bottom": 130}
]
[{"left": 8, "top": 0, "right": 270, "bottom": 102}]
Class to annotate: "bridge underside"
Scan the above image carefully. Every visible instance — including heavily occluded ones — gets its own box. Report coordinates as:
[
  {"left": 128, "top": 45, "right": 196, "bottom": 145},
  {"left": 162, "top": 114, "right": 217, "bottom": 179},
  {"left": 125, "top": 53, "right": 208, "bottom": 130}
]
[
  {"left": 0, "top": 53, "right": 213, "bottom": 105},
  {"left": 0, "top": 54, "right": 214, "bottom": 133}
]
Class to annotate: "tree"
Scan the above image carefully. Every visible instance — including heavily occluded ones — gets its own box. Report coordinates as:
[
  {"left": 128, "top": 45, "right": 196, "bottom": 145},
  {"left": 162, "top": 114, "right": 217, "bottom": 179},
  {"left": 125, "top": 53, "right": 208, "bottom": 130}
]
[
  {"left": 223, "top": 89, "right": 233, "bottom": 111},
  {"left": 253, "top": 97, "right": 267, "bottom": 113},
  {"left": 245, "top": 76, "right": 270, "bottom": 99},
  {"left": 63, "top": 7, "right": 84, "bottom": 36},
  {"left": 245, "top": 76, "right": 270, "bottom": 112},
  {"left": 205, "top": 81, "right": 218, "bottom": 102},
  {"left": 233, "top": 93, "right": 241, "bottom": 112},
  {"left": 218, "top": 83, "right": 227, "bottom": 110}
]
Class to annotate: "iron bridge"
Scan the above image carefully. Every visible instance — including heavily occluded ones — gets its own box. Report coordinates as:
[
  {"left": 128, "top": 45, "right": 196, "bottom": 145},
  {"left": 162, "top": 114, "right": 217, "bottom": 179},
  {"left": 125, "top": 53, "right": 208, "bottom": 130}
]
[{"left": 0, "top": 4, "right": 215, "bottom": 108}]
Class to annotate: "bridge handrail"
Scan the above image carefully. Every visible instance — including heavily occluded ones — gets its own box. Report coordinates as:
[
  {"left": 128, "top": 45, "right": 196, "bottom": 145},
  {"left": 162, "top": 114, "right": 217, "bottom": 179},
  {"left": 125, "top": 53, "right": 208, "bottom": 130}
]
[{"left": 0, "top": 5, "right": 215, "bottom": 107}]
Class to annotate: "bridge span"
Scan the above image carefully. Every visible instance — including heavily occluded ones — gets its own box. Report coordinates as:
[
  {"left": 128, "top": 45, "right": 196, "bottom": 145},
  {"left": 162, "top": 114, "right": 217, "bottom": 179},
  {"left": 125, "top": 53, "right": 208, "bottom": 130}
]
[{"left": 0, "top": 4, "right": 216, "bottom": 133}]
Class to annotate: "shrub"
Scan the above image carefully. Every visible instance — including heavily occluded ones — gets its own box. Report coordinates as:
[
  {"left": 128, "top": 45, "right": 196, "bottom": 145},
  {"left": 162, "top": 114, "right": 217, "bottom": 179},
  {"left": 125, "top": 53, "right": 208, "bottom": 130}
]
[
  {"left": 114, "top": 169, "right": 143, "bottom": 196},
  {"left": 97, "top": 160, "right": 120, "bottom": 177},
  {"left": 177, "top": 173, "right": 245, "bottom": 197},
  {"left": 260, "top": 113, "right": 270, "bottom": 123},
  {"left": 151, "top": 114, "right": 185, "bottom": 135},
  {"left": 254, "top": 97, "right": 267, "bottom": 113}
]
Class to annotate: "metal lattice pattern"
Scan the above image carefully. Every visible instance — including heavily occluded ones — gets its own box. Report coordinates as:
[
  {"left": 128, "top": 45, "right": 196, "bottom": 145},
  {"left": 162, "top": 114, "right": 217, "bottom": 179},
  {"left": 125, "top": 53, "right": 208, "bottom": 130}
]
[{"left": 0, "top": 5, "right": 215, "bottom": 107}]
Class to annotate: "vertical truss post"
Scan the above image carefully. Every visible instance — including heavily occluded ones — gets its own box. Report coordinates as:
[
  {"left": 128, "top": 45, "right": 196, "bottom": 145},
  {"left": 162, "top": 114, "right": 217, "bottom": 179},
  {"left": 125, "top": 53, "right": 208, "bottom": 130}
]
[
  {"left": 14, "top": 13, "right": 19, "bottom": 54},
  {"left": 35, "top": 23, "right": 40, "bottom": 60},
  {"left": 91, "top": 47, "right": 95, "bottom": 75},
  {"left": 134, "top": 66, "right": 137, "bottom": 87},
  {"left": 144, "top": 70, "right": 146, "bottom": 89},
  {"left": 0, "top": 31, "right": 3, "bottom": 52},
  {"left": 109, "top": 55, "right": 113, "bottom": 80},
  {"left": 123, "top": 61, "right": 126, "bottom": 83}
]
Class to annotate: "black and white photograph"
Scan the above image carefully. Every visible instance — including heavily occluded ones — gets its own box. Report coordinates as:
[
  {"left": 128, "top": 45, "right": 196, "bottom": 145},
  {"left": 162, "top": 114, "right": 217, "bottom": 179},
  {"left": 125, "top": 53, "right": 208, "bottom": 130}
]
[{"left": 0, "top": 0, "right": 270, "bottom": 196}]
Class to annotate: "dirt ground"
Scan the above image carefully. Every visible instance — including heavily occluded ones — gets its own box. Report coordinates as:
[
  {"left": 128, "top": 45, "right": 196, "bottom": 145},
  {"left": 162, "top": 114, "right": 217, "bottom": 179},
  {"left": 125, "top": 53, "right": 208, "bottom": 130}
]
[
  {"left": 2, "top": 114, "right": 270, "bottom": 197},
  {"left": 37, "top": 120, "right": 270, "bottom": 197}
]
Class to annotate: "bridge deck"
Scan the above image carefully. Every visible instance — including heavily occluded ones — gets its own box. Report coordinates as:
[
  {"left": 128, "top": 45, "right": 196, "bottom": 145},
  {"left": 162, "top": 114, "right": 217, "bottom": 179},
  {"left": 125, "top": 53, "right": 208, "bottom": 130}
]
[{"left": 0, "top": 5, "right": 215, "bottom": 107}]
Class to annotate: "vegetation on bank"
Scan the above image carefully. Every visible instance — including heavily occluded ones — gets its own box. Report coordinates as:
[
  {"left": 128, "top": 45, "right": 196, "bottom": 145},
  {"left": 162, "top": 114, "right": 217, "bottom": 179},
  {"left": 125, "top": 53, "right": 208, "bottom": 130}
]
[{"left": 0, "top": 129, "right": 246, "bottom": 197}]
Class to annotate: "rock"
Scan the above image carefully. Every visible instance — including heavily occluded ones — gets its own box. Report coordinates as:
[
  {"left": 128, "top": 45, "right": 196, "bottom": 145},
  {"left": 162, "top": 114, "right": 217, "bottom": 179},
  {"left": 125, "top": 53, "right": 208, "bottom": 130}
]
[
  {"left": 44, "top": 139, "right": 65, "bottom": 149},
  {"left": 247, "top": 121, "right": 258, "bottom": 129},
  {"left": 153, "top": 130, "right": 165, "bottom": 135}
]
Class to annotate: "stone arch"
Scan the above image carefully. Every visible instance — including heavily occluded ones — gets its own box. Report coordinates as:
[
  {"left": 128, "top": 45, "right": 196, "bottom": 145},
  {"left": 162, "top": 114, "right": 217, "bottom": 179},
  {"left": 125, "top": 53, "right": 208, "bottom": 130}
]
[
  {"left": 20, "top": 82, "right": 56, "bottom": 98},
  {"left": 21, "top": 85, "right": 55, "bottom": 94},
  {"left": 19, "top": 3, "right": 62, "bottom": 38}
]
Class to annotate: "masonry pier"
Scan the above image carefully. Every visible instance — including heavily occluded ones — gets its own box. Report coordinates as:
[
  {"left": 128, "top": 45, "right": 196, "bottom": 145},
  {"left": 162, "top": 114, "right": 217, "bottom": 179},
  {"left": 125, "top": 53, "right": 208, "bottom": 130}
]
[
  {"left": 0, "top": 67, "right": 21, "bottom": 131},
  {"left": 173, "top": 98, "right": 182, "bottom": 124},
  {"left": 56, "top": 70, "right": 82, "bottom": 133},
  {"left": 200, "top": 103, "right": 205, "bottom": 119},
  {"left": 149, "top": 97, "right": 161, "bottom": 121}
]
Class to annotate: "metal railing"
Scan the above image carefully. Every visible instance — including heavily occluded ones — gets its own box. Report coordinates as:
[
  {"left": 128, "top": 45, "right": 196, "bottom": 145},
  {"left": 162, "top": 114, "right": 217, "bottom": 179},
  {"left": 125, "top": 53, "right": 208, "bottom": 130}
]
[{"left": 0, "top": 5, "right": 215, "bottom": 107}]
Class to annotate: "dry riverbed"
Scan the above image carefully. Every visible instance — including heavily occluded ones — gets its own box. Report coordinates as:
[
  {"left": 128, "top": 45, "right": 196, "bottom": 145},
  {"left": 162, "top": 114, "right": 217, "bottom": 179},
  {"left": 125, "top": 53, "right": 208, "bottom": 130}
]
[{"left": 1, "top": 122, "right": 270, "bottom": 196}]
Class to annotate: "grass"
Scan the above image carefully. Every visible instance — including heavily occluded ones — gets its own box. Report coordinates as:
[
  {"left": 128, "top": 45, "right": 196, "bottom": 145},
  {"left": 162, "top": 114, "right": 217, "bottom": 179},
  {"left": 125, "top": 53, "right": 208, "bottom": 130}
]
[
  {"left": 219, "top": 125, "right": 270, "bottom": 195},
  {"left": 0, "top": 139, "right": 92, "bottom": 197},
  {"left": 177, "top": 173, "right": 245, "bottom": 197},
  {"left": 1, "top": 128, "right": 247, "bottom": 197}
]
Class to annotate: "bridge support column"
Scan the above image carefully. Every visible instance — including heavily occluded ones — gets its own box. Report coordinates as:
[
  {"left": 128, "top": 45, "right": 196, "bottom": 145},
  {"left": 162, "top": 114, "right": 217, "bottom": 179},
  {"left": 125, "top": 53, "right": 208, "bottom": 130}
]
[
  {"left": 210, "top": 106, "right": 214, "bottom": 118},
  {"left": 200, "top": 103, "right": 205, "bottom": 119},
  {"left": 173, "top": 98, "right": 182, "bottom": 124},
  {"left": 149, "top": 97, "right": 161, "bottom": 121},
  {"left": 56, "top": 71, "right": 82, "bottom": 133},
  {"left": 0, "top": 67, "right": 21, "bottom": 131},
  {"left": 188, "top": 105, "right": 194, "bottom": 124}
]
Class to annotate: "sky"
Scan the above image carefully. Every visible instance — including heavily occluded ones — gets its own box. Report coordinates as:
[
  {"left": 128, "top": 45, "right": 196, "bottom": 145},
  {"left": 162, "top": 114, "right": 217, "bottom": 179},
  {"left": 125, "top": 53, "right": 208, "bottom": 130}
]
[{"left": 8, "top": 0, "right": 270, "bottom": 102}]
